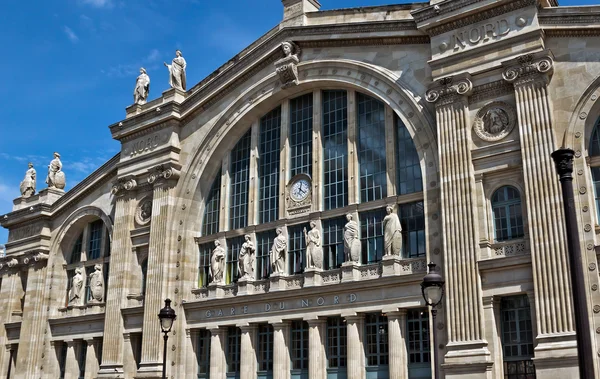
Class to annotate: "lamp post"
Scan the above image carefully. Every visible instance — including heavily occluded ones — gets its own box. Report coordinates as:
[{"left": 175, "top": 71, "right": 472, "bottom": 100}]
[
  {"left": 551, "top": 148, "right": 595, "bottom": 379},
  {"left": 421, "top": 262, "right": 445, "bottom": 379},
  {"left": 158, "top": 298, "right": 177, "bottom": 379}
]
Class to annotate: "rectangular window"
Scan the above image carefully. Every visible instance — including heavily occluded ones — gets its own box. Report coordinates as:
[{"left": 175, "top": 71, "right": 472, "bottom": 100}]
[
  {"left": 365, "top": 313, "right": 389, "bottom": 367},
  {"left": 257, "top": 324, "right": 274, "bottom": 373},
  {"left": 288, "top": 224, "right": 309, "bottom": 275},
  {"left": 357, "top": 93, "right": 387, "bottom": 202},
  {"left": 407, "top": 309, "right": 430, "bottom": 365},
  {"left": 230, "top": 130, "right": 252, "bottom": 230},
  {"left": 326, "top": 317, "right": 347, "bottom": 369},
  {"left": 501, "top": 295, "right": 535, "bottom": 379},
  {"left": 290, "top": 94, "right": 313, "bottom": 177},
  {"left": 70, "top": 234, "right": 83, "bottom": 264},
  {"left": 322, "top": 217, "right": 345, "bottom": 270},
  {"left": 202, "top": 173, "right": 221, "bottom": 236},
  {"left": 360, "top": 209, "right": 386, "bottom": 264},
  {"left": 322, "top": 90, "right": 348, "bottom": 210},
  {"left": 290, "top": 321, "right": 309, "bottom": 371},
  {"left": 131, "top": 333, "right": 142, "bottom": 369},
  {"left": 88, "top": 220, "right": 104, "bottom": 260},
  {"left": 226, "top": 236, "right": 245, "bottom": 284},
  {"left": 257, "top": 231, "right": 276, "bottom": 280},
  {"left": 259, "top": 107, "right": 281, "bottom": 224},
  {"left": 396, "top": 115, "right": 423, "bottom": 195},
  {"left": 196, "top": 329, "right": 211, "bottom": 378},
  {"left": 399, "top": 202, "right": 426, "bottom": 258},
  {"left": 58, "top": 342, "right": 68, "bottom": 379},
  {"left": 227, "top": 327, "right": 242, "bottom": 374},
  {"left": 198, "top": 243, "right": 212, "bottom": 288},
  {"left": 78, "top": 341, "right": 87, "bottom": 379}
]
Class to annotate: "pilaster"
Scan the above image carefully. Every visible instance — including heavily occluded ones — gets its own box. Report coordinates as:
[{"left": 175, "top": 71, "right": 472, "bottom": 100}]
[
  {"left": 347, "top": 90, "right": 359, "bottom": 205},
  {"left": 84, "top": 338, "right": 100, "bottom": 379},
  {"left": 306, "top": 319, "right": 326, "bottom": 379},
  {"left": 271, "top": 321, "right": 291, "bottom": 379},
  {"left": 209, "top": 328, "right": 227, "bottom": 379},
  {"left": 280, "top": 100, "right": 291, "bottom": 219},
  {"left": 219, "top": 155, "right": 231, "bottom": 232},
  {"left": 99, "top": 192, "right": 135, "bottom": 377},
  {"left": 239, "top": 324, "right": 258, "bottom": 379},
  {"left": 387, "top": 310, "right": 409, "bottom": 379},
  {"left": 426, "top": 74, "right": 492, "bottom": 375},
  {"left": 482, "top": 296, "right": 502, "bottom": 379},
  {"left": 385, "top": 106, "right": 397, "bottom": 196},
  {"left": 312, "top": 90, "right": 323, "bottom": 211},
  {"left": 248, "top": 121, "right": 260, "bottom": 226},
  {"left": 344, "top": 314, "right": 366, "bottom": 379},
  {"left": 65, "top": 340, "right": 80, "bottom": 379},
  {"left": 502, "top": 52, "right": 578, "bottom": 372}
]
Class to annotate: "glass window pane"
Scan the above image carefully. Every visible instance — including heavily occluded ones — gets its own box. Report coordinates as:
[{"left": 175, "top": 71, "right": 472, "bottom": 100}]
[
  {"left": 323, "top": 90, "right": 348, "bottom": 210},
  {"left": 407, "top": 309, "right": 430, "bottom": 366},
  {"left": 196, "top": 330, "right": 211, "bottom": 376},
  {"left": 360, "top": 209, "right": 385, "bottom": 264},
  {"left": 230, "top": 130, "right": 252, "bottom": 230},
  {"left": 227, "top": 327, "right": 242, "bottom": 373},
  {"left": 290, "top": 94, "right": 313, "bottom": 177},
  {"left": 288, "top": 224, "right": 309, "bottom": 275},
  {"left": 257, "top": 231, "right": 276, "bottom": 279},
  {"left": 396, "top": 116, "right": 422, "bottom": 195},
  {"left": 198, "top": 243, "right": 212, "bottom": 288},
  {"left": 226, "top": 236, "right": 245, "bottom": 284},
  {"left": 398, "top": 202, "right": 426, "bottom": 258},
  {"left": 357, "top": 93, "right": 387, "bottom": 202},
  {"left": 492, "top": 186, "right": 524, "bottom": 242},
  {"left": 202, "top": 173, "right": 221, "bottom": 236},
  {"left": 259, "top": 107, "right": 281, "bottom": 224},
  {"left": 322, "top": 217, "right": 346, "bottom": 270},
  {"left": 88, "top": 220, "right": 104, "bottom": 260}
]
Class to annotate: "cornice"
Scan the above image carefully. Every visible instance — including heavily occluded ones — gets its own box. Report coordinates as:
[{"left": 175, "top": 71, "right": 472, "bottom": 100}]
[
  {"left": 539, "top": 7, "right": 600, "bottom": 26},
  {"left": 298, "top": 36, "right": 430, "bottom": 48},
  {"left": 411, "top": 0, "right": 483, "bottom": 24},
  {"left": 544, "top": 29, "right": 600, "bottom": 37}
]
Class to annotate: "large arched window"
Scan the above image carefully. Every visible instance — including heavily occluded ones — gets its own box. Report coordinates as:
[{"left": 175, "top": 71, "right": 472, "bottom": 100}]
[
  {"left": 589, "top": 118, "right": 600, "bottom": 222},
  {"left": 491, "top": 186, "right": 524, "bottom": 242},
  {"left": 197, "top": 89, "right": 425, "bottom": 284},
  {"left": 64, "top": 219, "right": 110, "bottom": 306}
]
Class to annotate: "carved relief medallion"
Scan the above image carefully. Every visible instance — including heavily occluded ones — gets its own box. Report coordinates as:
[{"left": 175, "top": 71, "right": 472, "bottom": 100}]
[
  {"left": 135, "top": 198, "right": 153, "bottom": 226},
  {"left": 473, "top": 101, "right": 516, "bottom": 142}
]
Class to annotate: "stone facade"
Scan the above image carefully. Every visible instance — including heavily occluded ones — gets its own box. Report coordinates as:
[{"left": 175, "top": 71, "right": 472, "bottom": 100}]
[{"left": 2, "top": 0, "right": 600, "bottom": 378}]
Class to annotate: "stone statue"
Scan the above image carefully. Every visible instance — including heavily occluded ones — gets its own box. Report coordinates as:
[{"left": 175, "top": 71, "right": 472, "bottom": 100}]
[
  {"left": 344, "top": 214, "right": 361, "bottom": 263},
  {"left": 270, "top": 228, "right": 287, "bottom": 274},
  {"left": 304, "top": 221, "right": 323, "bottom": 269},
  {"left": 164, "top": 50, "right": 187, "bottom": 91},
  {"left": 19, "top": 163, "right": 36, "bottom": 198},
  {"left": 68, "top": 268, "right": 84, "bottom": 306},
  {"left": 383, "top": 206, "right": 403, "bottom": 256},
  {"left": 238, "top": 235, "right": 255, "bottom": 280},
  {"left": 282, "top": 41, "right": 297, "bottom": 58},
  {"left": 88, "top": 264, "right": 104, "bottom": 302},
  {"left": 210, "top": 240, "right": 226, "bottom": 284},
  {"left": 46, "top": 152, "right": 66, "bottom": 190},
  {"left": 274, "top": 41, "right": 300, "bottom": 88},
  {"left": 484, "top": 108, "right": 509, "bottom": 135},
  {"left": 133, "top": 67, "right": 150, "bottom": 105}
]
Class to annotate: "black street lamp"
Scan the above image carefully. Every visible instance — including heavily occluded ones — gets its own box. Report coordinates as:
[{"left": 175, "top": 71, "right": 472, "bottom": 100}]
[
  {"left": 551, "top": 148, "right": 595, "bottom": 379},
  {"left": 421, "top": 262, "right": 445, "bottom": 379},
  {"left": 158, "top": 298, "right": 177, "bottom": 379}
]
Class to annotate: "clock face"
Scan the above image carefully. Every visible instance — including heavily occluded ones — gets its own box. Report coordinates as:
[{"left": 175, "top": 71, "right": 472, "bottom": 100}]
[{"left": 290, "top": 178, "right": 310, "bottom": 202}]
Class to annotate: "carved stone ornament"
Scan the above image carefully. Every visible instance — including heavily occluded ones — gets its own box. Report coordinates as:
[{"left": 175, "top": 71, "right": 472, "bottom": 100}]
[
  {"left": 473, "top": 101, "right": 517, "bottom": 142},
  {"left": 135, "top": 198, "right": 153, "bottom": 226},
  {"left": 287, "top": 173, "right": 312, "bottom": 215},
  {"left": 425, "top": 76, "right": 473, "bottom": 105},
  {"left": 111, "top": 177, "right": 137, "bottom": 195},
  {"left": 147, "top": 165, "right": 180, "bottom": 185},
  {"left": 502, "top": 54, "right": 554, "bottom": 84},
  {"left": 274, "top": 41, "right": 301, "bottom": 88}
]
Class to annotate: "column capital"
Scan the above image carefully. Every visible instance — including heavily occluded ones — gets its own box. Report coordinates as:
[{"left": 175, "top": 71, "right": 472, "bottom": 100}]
[
  {"left": 65, "top": 339, "right": 75, "bottom": 347},
  {"left": 209, "top": 327, "right": 228, "bottom": 336},
  {"left": 305, "top": 318, "right": 326, "bottom": 327},
  {"left": 342, "top": 313, "right": 364, "bottom": 323},
  {"left": 269, "top": 320, "right": 292, "bottom": 330},
  {"left": 238, "top": 323, "right": 258, "bottom": 333},
  {"left": 425, "top": 73, "right": 473, "bottom": 106},
  {"left": 502, "top": 51, "right": 554, "bottom": 87},
  {"left": 482, "top": 295, "right": 500, "bottom": 308},
  {"left": 385, "top": 309, "right": 408, "bottom": 320},
  {"left": 84, "top": 338, "right": 96, "bottom": 346},
  {"left": 147, "top": 164, "right": 181, "bottom": 187}
]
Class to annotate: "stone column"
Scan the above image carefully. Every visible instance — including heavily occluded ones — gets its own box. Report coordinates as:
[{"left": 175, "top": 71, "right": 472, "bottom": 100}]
[
  {"left": 138, "top": 175, "right": 177, "bottom": 377},
  {"left": 385, "top": 106, "right": 397, "bottom": 196},
  {"left": 248, "top": 121, "right": 260, "bottom": 225},
  {"left": 271, "top": 322, "right": 291, "bottom": 379},
  {"left": 280, "top": 100, "right": 291, "bottom": 218},
  {"left": 209, "top": 328, "right": 227, "bottom": 379},
  {"left": 425, "top": 75, "right": 491, "bottom": 373},
  {"left": 345, "top": 314, "right": 365, "bottom": 379},
  {"left": 240, "top": 325, "right": 257, "bottom": 379},
  {"left": 84, "top": 338, "right": 100, "bottom": 379},
  {"left": 219, "top": 155, "right": 231, "bottom": 232},
  {"left": 65, "top": 340, "right": 80, "bottom": 378},
  {"left": 387, "top": 310, "right": 408, "bottom": 379},
  {"left": 347, "top": 90, "right": 359, "bottom": 205},
  {"left": 306, "top": 319, "right": 326, "bottom": 379},
  {"left": 312, "top": 90, "right": 323, "bottom": 211},
  {"left": 99, "top": 191, "right": 135, "bottom": 377},
  {"left": 502, "top": 53, "right": 577, "bottom": 372},
  {"left": 482, "top": 296, "right": 502, "bottom": 379}
]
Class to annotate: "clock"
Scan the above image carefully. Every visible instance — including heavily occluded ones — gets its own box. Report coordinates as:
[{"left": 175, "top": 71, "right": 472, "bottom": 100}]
[{"left": 290, "top": 177, "right": 310, "bottom": 202}]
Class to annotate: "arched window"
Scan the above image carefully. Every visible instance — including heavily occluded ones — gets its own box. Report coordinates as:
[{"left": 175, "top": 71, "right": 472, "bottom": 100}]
[
  {"left": 202, "top": 173, "right": 221, "bottom": 236},
  {"left": 589, "top": 118, "right": 600, "bottom": 221},
  {"left": 65, "top": 219, "right": 111, "bottom": 307},
  {"left": 491, "top": 186, "right": 524, "bottom": 242}
]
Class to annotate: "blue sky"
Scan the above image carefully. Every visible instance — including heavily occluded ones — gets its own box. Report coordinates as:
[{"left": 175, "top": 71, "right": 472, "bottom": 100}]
[{"left": 0, "top": 0, "right": 597, "bottom": 244}]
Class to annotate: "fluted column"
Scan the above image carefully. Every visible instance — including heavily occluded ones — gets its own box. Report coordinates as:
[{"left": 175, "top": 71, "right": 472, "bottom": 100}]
[
  {"left": 138, "top": 174, "right": 177, "bottom": 376},
  {"left": 306, "top": 319, "right": 326, "bottom": 379},
  {"left": 426, "top": 75, "right": 490, "bottom": 372},
  {"left": 209, "top": 328, "right": 227, "bottom": 379},
  {"left": 387, "top": 311, "right": 408, "bottom": 379},
  {"left": 99, "top": 191, "right": 134, "bottom": 377},
  {"left": 271, "top": 322, "right": 291, "bottom": 379},
  {"left": 345, "top": 315, "right": 365, "bottom": 379},
  {"left": 240, "top": 325, "right": 257, "bottom": 379},
  {"left": 84, "top": 339, "right": 100, "bottom": 379}
]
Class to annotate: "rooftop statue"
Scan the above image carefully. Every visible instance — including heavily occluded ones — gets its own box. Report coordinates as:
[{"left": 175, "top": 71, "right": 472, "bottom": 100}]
[
  {"left": 19, "top": 163, "right": 36, "bottom": 198},
  {"left": 164, "top": 50, "right": 187, "bottom": 91},
  {"left": 134, "top": 67, "right": 150, "bottom": 105},
  {"left": 46, "top": 152, "right": 66, "bottom": 190}
]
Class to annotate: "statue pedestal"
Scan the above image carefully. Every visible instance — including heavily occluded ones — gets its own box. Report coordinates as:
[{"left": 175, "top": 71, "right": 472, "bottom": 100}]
[
  {"left": 208, "top": 283, "right": 227, "bottom": 299},
  {"left": 269, "top": 273, "right": 288, "bottom": 291},
  {"left": 381, "top": 255, "right": 401, "bottom": 277},
  {"left": 237, "top": 277, "right": 255, "bottom": 296},
  {"left": 341, "top": 261, "right": 361, "bottom": 282},
  {"left": 13, "top": 187, "right": 65, "bottom": 211},
  {"left": 304, "top": 267, "right": 322, "bottom": 287},
  {"left": 162, "top": 88, "right": 188, "bottom": 104}
]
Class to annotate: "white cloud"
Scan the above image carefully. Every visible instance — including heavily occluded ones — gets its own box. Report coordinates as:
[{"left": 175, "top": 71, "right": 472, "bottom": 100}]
[
  {"left": 63, "top": 26, "right": 79, "bottom": 43},
  {"left": 146, "top": 49, "right": 160, "bottom": 63},
  {"left": 105, "top": 48, "right": 162, "bottom": 78},
  {"left": 80, "top": 0, "right": 114, "bottom": 8}
]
